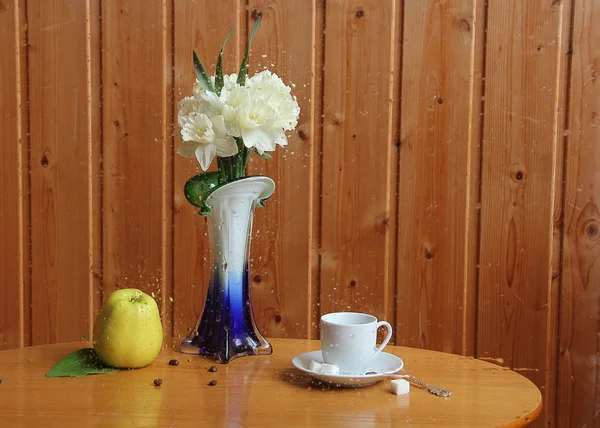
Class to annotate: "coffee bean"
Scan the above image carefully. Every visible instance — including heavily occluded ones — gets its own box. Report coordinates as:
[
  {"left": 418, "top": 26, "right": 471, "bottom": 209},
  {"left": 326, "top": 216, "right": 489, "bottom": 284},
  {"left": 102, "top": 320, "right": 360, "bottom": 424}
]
[
  {"left": 208, "top": 366, "right": 218, "bottom": 372},
  {"left": 168, "top": 359, "right": 179, "bottom": 366},
  {"left": 153, "top": 378, "right": 162, "bottom": 386},
  {"left": 0, "top": 379, "right": 3, "bottom": 384},
  {"left": 208, "top": 380, "right": 217, "bottom": 386}
]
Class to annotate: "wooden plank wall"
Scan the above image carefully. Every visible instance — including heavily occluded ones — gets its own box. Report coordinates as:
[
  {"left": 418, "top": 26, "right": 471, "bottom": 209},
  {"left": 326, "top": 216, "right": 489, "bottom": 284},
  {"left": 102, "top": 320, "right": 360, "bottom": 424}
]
[
  {"left": 557, "top": 0, "right": 600, "bottom": 426},
  {"left": 321, "top": 0, "right": 398, "bottom": 336},
  {"left": 0, "top": 0, "right": 598, "bottom": 425},
  {"left": 478, "top": 2, "right": 564, "bottom": 426}
]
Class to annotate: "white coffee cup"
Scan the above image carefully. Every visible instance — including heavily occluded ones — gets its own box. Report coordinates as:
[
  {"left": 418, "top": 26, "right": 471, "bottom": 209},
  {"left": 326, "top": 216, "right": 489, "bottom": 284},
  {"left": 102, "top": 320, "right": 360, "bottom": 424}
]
[{"left": 320, "top": 312, "right": 393, "bottom": 374}]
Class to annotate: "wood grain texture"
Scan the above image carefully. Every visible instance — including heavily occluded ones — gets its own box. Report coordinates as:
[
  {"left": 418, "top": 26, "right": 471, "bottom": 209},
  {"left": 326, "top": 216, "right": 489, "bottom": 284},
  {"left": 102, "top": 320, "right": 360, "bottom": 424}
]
[
  {"left": 245, "top": 0, "right": 319, "bottom": 339},
  {"left": 0, "top": 339, "right": 542, "bottom": 427},
  {"left": 27, "top": 0, "right": 98, "bottom": 344},
  {"left": 172, "top": 0, "right": 242, "bottom": 339},
  {"left": 396, "top": 0, "right": 479, "bottom": 355},
  {"left": 102, "top": 0, "right": 172, "bottom": 324},
  {"left": 476, "top": 2, "right": 565, "bottom": 427},
  {"left": 0, "top": 0, "right": 29, "bottom": 350},
  {"left": 88, "top": 0, "right": 102, "bottom": 321},
  {"left": 550, "top": 1, "right": 573, "bottom": 426},
  {"left": 557, "top": 0, "right": 600, "bottom": 426},
  {"left": 465, "top": 0, "right": 486, "bottom": 358},
  {"left": 310, "top": 0, "right": 325, "bottom": 340},
  {"left": 321, "top": 0, "right": 398, "bottom": 326}
]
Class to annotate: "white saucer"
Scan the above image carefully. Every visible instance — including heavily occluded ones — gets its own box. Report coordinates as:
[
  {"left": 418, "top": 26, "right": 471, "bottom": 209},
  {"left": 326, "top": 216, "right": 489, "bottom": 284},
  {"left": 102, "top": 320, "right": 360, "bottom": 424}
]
[{"left": 292, "top": 350, "right": 404, "bottom": 388}]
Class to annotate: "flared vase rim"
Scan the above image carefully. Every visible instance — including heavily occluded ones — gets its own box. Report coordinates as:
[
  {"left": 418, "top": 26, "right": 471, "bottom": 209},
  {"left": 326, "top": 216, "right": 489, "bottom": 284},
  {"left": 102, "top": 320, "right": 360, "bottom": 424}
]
[{"left": 207, "top": 175, "right": 276, "bottom": 204}]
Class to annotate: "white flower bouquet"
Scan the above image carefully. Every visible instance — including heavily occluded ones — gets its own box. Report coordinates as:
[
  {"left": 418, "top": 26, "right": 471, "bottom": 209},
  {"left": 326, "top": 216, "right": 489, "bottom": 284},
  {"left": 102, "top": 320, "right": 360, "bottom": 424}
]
[{"left": 177, "top": 17, "right": 300, "bottom": 214}]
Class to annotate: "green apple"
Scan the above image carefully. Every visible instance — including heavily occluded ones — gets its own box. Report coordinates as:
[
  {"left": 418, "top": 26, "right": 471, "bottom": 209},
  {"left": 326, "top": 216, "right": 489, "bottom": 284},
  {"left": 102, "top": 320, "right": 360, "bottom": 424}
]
[{"left": 93, "top": 288, "right": 163, "bottom": 368}]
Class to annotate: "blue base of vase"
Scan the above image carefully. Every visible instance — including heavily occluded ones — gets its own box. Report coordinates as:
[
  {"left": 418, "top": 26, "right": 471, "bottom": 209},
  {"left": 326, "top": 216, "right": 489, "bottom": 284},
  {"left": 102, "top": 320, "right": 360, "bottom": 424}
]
[
  {"left": 180, "top": 266, "right": 272, "bottom": 363},
  {"left": 180, "top": 333, "right": 272, "bottom": 363}
]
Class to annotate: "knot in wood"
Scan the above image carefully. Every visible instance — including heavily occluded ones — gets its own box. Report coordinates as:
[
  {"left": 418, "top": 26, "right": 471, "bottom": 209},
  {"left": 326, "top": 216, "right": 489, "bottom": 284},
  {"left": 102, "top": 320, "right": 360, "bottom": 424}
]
[
  {"left": 586, "top": 222, "right": 599, "bottom": 239},
  {"left": 298, "top": 129, "right": 309, "bottom": 140},
  {"left": 251, "top": 9, "right": 262, "bottom": 20},
  {"left": 458, "top": 18, "right": 471, "bottom": 32}
]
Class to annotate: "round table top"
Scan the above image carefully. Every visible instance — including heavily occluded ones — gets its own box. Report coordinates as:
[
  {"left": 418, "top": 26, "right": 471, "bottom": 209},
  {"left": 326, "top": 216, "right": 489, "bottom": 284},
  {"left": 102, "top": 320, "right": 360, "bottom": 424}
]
[{"left": 0, "top": 338, "right": 541, "bottom": 427}]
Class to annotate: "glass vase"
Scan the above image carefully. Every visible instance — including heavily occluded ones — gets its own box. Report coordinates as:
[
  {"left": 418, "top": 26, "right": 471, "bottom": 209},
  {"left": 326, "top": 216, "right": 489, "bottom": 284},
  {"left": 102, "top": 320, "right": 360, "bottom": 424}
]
[{"left": 180, "top": 176, "right": 275, "bottom": 363}]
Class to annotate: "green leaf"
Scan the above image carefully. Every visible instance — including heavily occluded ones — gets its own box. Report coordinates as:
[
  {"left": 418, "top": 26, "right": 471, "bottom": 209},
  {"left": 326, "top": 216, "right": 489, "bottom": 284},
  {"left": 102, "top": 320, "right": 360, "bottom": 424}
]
[
  {"left": 257, "top": 151, "right": 272, "bottom": 160},
  {"left": 45, "top": 348, "right": 118, "bottom": 378},
  {"left": 193, "top": 50, "right": 215, "bottom": 93},
  {"left": 184, "top": 171, "right": 220, "bottom": 215},
  {"left": 215, "top": 28, "right": 235, "bottom": 95},
  {"left": 237, "top": 15, "right": 262, "bottom": 86}
]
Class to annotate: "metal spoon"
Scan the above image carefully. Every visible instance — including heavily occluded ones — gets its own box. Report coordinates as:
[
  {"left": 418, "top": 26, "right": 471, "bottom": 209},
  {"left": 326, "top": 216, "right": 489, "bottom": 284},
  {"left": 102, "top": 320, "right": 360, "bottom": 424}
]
[
  {"left": 393, "top": 375, "right": 452, "bottom": 397},
  {"left": 365, "top": 371, "right": 452, "bottom": 397}
]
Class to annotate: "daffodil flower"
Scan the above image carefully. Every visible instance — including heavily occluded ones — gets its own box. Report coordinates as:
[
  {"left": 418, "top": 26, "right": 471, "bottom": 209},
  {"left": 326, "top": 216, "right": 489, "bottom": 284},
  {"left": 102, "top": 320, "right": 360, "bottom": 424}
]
[{"left": 178, "top": 113, "right": 238, "bottom": 171}]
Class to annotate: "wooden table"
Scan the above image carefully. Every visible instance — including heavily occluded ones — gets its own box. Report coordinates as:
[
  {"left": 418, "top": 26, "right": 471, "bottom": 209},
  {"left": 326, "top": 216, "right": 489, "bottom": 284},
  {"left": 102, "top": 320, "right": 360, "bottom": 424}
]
[{"left": 0, "top": 338, "right": 541, "bottom": 427}]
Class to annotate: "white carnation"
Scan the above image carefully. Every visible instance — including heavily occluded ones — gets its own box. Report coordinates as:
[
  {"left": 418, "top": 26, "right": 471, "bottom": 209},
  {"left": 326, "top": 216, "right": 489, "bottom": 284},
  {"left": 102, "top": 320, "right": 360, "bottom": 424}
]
[{"left": 246, "top": 71, "right": 300, "bottom": 130}]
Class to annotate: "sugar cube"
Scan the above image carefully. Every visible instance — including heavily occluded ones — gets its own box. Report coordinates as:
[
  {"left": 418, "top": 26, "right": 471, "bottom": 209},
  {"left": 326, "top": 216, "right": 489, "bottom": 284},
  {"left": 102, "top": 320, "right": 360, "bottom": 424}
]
[
  {"left": 391, "top": 379, "right": 410, "bottom": 395},
  {"left": 309, "top": 360, "right": 323, "bottom": 372},
  {"left": 319, "top": 363, "right": 340, "bottom": 375}
]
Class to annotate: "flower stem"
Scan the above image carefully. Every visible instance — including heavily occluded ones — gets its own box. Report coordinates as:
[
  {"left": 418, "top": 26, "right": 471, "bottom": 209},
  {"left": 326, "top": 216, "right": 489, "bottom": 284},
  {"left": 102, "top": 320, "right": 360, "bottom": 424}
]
[
  {"left": 217, "top": 139, "right": 253, "bottom": 184},
  {"left": 242, "top": 147, "right": 253, "bottom": 170},
  {"left": 235, "top": 138, "right": 246, "bottom": 178},
  {"left": 217, "top": 158, "right": 228, "bottom": 184}
]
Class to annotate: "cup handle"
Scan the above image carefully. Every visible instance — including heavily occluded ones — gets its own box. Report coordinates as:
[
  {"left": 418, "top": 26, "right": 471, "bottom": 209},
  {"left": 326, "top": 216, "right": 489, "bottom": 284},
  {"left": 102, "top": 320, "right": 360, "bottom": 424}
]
[{"left": 373, "top": 321, "right": 393, "bottom": 359}]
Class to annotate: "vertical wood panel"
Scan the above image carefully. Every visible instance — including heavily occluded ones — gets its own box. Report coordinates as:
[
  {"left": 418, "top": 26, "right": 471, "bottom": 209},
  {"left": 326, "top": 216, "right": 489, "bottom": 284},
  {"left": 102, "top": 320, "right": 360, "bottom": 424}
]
[
  {"left": 102, "top": 1, "right": 172, "bottom": 324},
  {"left": 88, "top": 0, "right": 102, "bottom": 321},
  {"left": 477, "top": 2, "right": 565, "bottom": 426},
  {"left": 0, "top": 0, "right": 29, "bottom": 349},
  {"left": 557, "top": 0, "right": 600, "bottom": 425},
  {"left": 321, "top": 0, "right": 398, "bottom": 324},
  {"left": 28, "top": 0, "right": 99, "bottom": 344},
  {"left": 396, "top": 0, "right": 479, "bottom": 355},
  {"left": 465, "top": 0, "right": 486, "bottom": 358},
  {"left": 246, "top": 0, "right": 320, "bottom": 339},
  {"left": 172, "top": 0, "right": 242, "bottom": 339},
  {"left": 551, "top": 1, "right": 574, "bottom": 427},
  {"left": 310, "top": 0, "right": 326, "bottom": 340}
]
